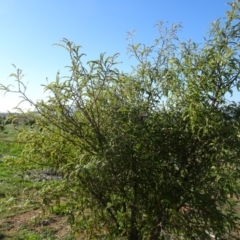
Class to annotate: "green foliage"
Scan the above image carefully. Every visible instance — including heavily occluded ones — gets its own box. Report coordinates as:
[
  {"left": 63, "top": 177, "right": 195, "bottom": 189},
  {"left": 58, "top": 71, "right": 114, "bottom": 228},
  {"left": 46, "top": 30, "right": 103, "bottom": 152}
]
[
  {"left": 1, "top": 1, "right": 240, "bottom": 239},
  {"left": 11, "top": 229, "right": 56, "bottom": 240}
]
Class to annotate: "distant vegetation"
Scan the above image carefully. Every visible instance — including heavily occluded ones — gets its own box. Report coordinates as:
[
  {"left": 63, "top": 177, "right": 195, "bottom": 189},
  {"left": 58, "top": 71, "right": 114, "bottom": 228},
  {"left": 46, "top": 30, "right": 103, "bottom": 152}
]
[
  {"left": 0, "top": 112, "right": 36, "bottom": 126},
  {"left": 1, "top": 1, "right": 240, "bottom": 239}
]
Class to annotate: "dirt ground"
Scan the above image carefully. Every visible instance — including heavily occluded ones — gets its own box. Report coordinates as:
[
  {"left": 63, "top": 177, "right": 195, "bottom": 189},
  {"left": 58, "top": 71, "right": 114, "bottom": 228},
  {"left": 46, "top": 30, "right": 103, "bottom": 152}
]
[{"left": 0, "top": 208, "right": 71, "bottom": 239}]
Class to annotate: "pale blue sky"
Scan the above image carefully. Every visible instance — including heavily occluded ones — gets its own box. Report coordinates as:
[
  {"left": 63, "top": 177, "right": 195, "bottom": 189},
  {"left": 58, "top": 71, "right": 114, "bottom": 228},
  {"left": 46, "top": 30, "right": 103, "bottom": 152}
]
[{"left": 0, "top": 0, "right": 238, "bottom": 112}]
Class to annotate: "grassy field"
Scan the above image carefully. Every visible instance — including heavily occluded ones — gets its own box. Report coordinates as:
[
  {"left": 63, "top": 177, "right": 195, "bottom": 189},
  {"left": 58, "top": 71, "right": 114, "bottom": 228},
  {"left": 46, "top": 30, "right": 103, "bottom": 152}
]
[{"left": 0, "top": 124, "right": 71, "bottom": 239}]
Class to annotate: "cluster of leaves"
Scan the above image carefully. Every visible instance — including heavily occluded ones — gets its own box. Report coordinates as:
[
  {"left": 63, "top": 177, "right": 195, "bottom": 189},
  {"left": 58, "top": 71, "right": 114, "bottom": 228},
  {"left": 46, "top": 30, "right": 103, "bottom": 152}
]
[{"left": 1, "top": 1, "right": 240, "bottom": 239}]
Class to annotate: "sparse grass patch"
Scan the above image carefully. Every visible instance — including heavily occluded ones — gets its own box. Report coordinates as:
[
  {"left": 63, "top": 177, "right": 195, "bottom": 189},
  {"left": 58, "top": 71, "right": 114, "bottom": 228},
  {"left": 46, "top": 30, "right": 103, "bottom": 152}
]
[
  {"left": 11, "top": 228, "right": 56, "bottom": 240},
  {"left": 0, "top": 124, "right": 72, "bottom": 239}
]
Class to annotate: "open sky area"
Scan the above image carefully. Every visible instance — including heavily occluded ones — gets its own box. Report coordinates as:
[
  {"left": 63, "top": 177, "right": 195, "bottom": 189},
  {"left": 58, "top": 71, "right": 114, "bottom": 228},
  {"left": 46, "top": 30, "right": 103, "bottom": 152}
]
[{"left": 0, "top": 0, "right": 239, "bottom": 112}]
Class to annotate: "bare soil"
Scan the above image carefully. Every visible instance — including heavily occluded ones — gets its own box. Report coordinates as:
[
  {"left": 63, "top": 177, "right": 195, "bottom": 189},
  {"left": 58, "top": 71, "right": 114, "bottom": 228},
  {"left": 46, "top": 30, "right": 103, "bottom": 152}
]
[{"left": 0, "top": 208, "right": 70, "bottom": 239}]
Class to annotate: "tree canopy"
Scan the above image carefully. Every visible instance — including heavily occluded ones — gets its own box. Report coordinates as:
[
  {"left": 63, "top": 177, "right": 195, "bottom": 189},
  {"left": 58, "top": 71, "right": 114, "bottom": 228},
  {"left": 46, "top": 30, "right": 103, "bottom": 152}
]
[{"left": 1, "top": 1, "right": 240, "bottom": 239}]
